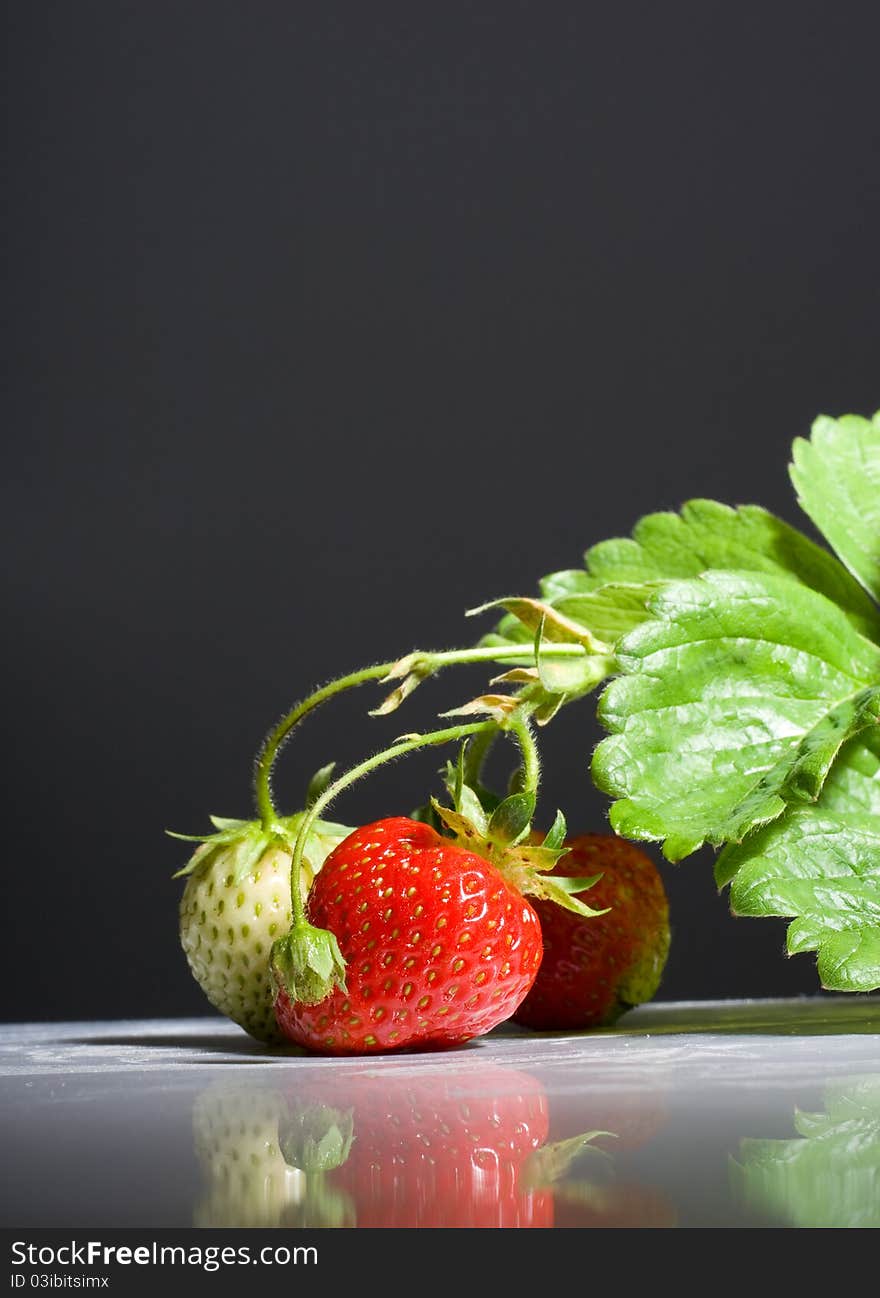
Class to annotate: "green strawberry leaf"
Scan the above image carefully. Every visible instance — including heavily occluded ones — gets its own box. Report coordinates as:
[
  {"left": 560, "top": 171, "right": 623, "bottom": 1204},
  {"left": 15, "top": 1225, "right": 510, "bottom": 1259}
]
[
  {"left": 593, "top": 570, "right": 880, "bottom": 861},
  {"left": 715, "top": 730, "right": 880, "bottom": 992},
  {"left": 550, "top": 585, "right": 656, "bottom": 646},
  {"left": 586, "top": 497, "right": 880, "bottom": 642},
  {"left": 732, "top": 1076, "right": 880, "bottom": 1228},
  {"left": 477, "top": 495, "right": 880, "bottom": 716},
  {"left": 539, "top": 569, "right": 599, "bottom": 600},
  {"left": 790, "top": 411, "right": 880, "bottom": 606}
]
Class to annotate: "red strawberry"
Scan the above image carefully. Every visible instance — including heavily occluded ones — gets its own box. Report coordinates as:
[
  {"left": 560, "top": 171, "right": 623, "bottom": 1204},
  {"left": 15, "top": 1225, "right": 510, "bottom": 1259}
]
[
  {"left": 513, "top": 834, "right": 670, "bottom": 1030},
  {"left": 274, "top": 816, "right": 543, "bottom": 1053}
]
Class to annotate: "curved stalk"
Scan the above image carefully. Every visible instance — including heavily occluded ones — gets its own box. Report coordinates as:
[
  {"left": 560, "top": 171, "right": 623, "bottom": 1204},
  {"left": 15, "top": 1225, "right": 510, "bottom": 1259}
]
[
  {"left": 286, "top": 721, "right": 495, "bottom": 925},
  {"left": 253, "top": 643, "right": 584, "bottom": 830}
]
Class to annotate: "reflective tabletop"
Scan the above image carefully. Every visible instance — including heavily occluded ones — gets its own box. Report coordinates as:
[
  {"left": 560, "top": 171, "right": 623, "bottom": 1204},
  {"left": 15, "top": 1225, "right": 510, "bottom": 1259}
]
[{"left": 2, "top": 998, "right": 878, "bottom": 1228}]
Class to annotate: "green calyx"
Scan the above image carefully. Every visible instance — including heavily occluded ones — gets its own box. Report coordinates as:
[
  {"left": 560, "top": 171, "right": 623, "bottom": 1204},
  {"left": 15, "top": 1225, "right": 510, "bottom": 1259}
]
[
  {"left": 270, "top": 919, "right": 347, "bottom": 1006},
  {"left": 432, "top": 751, "right": 607, "bottom": 919},
  {"left": 168, "top": 812, "right": 352, "bottom": 886}
]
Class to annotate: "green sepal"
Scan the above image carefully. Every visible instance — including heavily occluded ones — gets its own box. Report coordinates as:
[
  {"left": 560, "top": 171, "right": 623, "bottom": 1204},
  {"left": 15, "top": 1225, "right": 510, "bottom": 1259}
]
[
  {"left": 550, "top": 872, "right": 602, "bottom": 895},
  {"left": 431, "top": 796, "right": 486, "bottom": 845},
  {"left": 530, "top": 688, "right": 567, "bottom": 726},
  {"left": 169, "top": 812, "right": 352, "bottom": 883},
  {"left": 270, "top": 921, "right": 347, "bottom": 1006},
  {"left": 441, "top": 747, "right": 503, "bottom": 819},
  {"left": 168, "top": 818, "right": 274, "bottom": 881},
  {"left": 230, "top": 831, "right": 273, "bottom": 882},
  {"left": 431, "top": 787, "right": 605, "bottom": 918},
  {"left": 488, "top": 790, "right": 536, "bottom": 845},
  {"left": 370, "top": 652, "right": 435, "bottom": 715},
  {"left": 468, "top": 596, "right": 612, "bottom": 654},
  {"left": 278, "top": 1103, "right": 355, "bottom": 1174},
  {"left": 437, "top": 757, "right": 491, "bottom": 836},
  {"left": 445, "top": 745, "right": 466, "bottom": 807},
  {"left": 533, "top": 872, "right": 608, "bottom": 918},
  {"left": 516, "top": 843, "right": 570, "bottom": 872},
  {"left": 305, "top": 763, "right": 336, "bottom": 808},
  {"left": 440, "top": 694, "right": 522, "bottom": 721},
  {"left": 208, "top": 815, "right": 249, "bottom": 831},
  {"left": 543, "top": 809, "right": 568, "bottom": 851},
  {"left": 166, "top": 824, "right": 244, "bottom": 845},
  {"left": 491, "top": 667, "right": 540, "bottom": 685}
]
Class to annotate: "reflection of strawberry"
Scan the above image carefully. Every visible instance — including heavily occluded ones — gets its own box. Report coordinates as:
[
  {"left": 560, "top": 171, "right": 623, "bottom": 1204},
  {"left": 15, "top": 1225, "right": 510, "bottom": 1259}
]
[
  {"left": 514, "top": 834, "right": 670, "bottom": 1030},
  {"left": 324, "top": 1066, "right": 552, "bottom": 1227},
  {"left": 192, "top": 1083, "right": 307, "bottom": 1228}
]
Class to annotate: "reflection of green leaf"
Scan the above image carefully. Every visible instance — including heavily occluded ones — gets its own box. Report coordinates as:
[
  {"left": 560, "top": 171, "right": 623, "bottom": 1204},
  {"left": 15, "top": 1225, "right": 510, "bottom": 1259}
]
[
  {"left": 592, "top": 570, "right": 880, "bottom": 861},
  {"left": 733, "top": 1076, "right": 880, "bottom": 1228},
  {"left": 715, "top": 730, "right": 880, "bottom": 992},
  {"left": 791, "top": 411, "right": 880, "bottom": 605}
]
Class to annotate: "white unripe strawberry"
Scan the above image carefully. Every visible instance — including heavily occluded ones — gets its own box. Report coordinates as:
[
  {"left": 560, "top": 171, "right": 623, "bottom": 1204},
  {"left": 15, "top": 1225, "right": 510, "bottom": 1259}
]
[{"left": 175, "top": 814, "right": 350, "bottom": 1043}]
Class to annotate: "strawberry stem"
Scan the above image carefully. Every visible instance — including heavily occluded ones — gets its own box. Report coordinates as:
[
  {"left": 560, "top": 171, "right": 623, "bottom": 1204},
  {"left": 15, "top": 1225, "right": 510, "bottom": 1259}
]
[
  {"left": 509, "top": 711, "right": 541, "bottom": 797},
  {"left": 286, "top": 721, "right": 496, "bottom": 927},
  {"left": 254, "top": 664, "right": 389, "bottom": 831},
  {"left": 253, "top": 645, "right": 583, "bottom": 831}
]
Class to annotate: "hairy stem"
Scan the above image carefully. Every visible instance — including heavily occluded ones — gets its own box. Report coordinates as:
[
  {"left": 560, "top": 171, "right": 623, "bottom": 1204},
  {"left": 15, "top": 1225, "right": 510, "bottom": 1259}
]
[
  {"left": 254, "top": 665, "right": 389, "bottom": 830},
  {"left": 253, "top": 643, "right": 584, "bottom": 829},
  {"left": 509, "top": 712, "right": 541, "bottom": 798},
  {"left": 287, "top": 721, "right": 494, "bottom": 925}
]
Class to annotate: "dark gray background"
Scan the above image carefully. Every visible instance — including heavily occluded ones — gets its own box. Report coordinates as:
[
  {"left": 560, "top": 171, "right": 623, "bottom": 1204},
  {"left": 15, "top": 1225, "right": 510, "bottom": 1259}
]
[{"left": 4, "top": 2, "right": 878, "bottom": 1022}]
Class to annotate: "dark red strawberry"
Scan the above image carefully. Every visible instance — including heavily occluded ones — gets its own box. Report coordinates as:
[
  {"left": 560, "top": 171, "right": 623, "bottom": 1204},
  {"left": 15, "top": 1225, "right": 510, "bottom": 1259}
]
[
  {"left": 274, "top": 817, "right": 544, "bottom": 1053},
  {"left": 513, "top": 834, "right": 670, "bottom": 1030}
]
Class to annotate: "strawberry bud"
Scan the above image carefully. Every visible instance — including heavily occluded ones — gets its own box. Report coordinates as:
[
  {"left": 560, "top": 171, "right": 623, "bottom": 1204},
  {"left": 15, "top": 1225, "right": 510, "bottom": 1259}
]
[{"left": 270, "top": 921, "right": 347, "bottom": 1005}]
